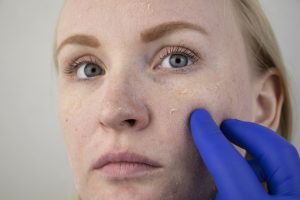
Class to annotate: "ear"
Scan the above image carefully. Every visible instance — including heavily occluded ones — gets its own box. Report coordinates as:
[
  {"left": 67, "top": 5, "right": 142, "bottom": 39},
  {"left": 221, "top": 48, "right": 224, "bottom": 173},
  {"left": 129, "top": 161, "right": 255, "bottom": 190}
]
[{"left": 253, "top": 69, "right": 284, "bottom": 131}]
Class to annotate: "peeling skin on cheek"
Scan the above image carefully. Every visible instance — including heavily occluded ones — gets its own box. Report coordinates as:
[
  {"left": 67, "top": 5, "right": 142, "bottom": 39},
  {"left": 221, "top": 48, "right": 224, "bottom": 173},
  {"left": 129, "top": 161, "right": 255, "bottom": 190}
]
[
  {"left": 146, "top": 1, "right": 152, "bottom": 11},
  {"left": 170, "top": 86, "right": 189, "bottom": 96},
  {"left": 168, "top": 80, "right": 233, "bottom": 123},
  {"left": 167, "top": 89, "right": 189, "bottom": 115},
  {"left": 169, "top": 108, "right": 178, "bottom": 114},
  {"left": 138, "top": 0, "right": 153, "bottom": 12},
  {"left": 173, "top": 88, "right": 189, "bottom": 96},
  {"left": 167, "top": 84, "right": 247, "bottom": 156}
]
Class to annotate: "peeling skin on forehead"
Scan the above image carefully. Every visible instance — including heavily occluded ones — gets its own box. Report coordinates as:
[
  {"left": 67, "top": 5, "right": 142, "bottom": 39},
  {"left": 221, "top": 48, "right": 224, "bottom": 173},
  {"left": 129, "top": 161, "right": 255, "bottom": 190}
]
[{"left": 57, "top": 0, "right": 238, "bottom": 48}]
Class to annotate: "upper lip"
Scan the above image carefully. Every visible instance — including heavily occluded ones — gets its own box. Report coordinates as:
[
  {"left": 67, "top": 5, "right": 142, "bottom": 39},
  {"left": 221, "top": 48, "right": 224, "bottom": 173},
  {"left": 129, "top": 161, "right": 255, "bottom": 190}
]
[{"left": 92, "top": 151, "right": 162, "bottom": 170}]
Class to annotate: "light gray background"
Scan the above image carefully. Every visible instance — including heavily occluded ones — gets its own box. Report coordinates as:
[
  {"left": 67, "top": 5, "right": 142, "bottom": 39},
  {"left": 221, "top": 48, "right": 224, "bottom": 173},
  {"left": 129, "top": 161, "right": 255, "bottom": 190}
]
[{"left": 0, "top": 0, "right": 299, "bottom": 199}]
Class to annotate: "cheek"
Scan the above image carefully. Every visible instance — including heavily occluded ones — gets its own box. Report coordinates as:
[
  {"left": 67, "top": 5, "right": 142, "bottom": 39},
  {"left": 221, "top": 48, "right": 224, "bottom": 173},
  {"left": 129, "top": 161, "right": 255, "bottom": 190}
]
[
  {"left": 148, "top": 79, "right": 232, "bottom": 164},
  {"left": 153, "top": 73, "right": 252, "bottom": 160},
  {"left": 161, "top": 83, "right": 230, "bottom": 126},
  {"left": 59, "top": 88, "right": 100, "bottom": 173},
  {"left": 158, "top": 73, "right": 253, "bottom": 128}
]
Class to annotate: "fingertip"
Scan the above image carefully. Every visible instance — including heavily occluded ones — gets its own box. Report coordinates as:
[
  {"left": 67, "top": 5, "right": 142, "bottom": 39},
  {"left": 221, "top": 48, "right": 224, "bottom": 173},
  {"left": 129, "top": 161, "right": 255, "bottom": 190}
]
[
  {"left": 220, "top": 119, "right": 252, "bottom": 145},
  {"left": 189, "top": 108, "right": 219, "bottom": 146},
  {"left": 221, "top": 119, "right": 271, "bottom": 138},
  {"left": 190, "top": 108, "right": 212, "bottom": 124},
  {"left": 190, "top": 108, "right": 210, "bottom": 117},
  {"left": 220, "top": 119, "right": 241, "bottom": 131},
  {"left": 190, "top": 108, "right": 217, "bottom": 136}
]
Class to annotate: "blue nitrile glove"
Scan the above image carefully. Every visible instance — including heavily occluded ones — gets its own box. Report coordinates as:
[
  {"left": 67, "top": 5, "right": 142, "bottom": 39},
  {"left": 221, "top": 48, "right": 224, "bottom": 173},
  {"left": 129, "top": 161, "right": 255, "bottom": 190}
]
[{"left": 190, "top": 109, "right": 300, "bottom": 200}]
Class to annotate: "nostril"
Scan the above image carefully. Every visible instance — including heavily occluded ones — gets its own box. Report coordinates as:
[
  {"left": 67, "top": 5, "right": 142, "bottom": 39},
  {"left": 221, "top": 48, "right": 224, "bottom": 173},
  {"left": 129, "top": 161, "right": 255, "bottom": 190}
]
[{"left": 125, "top": 119, "right": 136, "bottom": 127}]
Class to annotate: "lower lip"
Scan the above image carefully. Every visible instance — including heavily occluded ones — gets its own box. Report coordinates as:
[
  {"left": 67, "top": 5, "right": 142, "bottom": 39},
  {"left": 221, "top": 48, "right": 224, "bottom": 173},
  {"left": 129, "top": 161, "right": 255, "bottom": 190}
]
[{"left": 98, "top": 162, "right": 159, "bottom": 179}]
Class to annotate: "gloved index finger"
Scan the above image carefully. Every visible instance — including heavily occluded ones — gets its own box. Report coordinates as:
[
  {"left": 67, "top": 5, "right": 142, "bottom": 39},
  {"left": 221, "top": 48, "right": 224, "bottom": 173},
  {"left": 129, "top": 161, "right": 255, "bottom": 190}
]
[
  {"left": 220, "top": 119, "right": 300, "bottom": 195},
  {"left": 190, "top": 109, "right": 265, "bottom": 198}
]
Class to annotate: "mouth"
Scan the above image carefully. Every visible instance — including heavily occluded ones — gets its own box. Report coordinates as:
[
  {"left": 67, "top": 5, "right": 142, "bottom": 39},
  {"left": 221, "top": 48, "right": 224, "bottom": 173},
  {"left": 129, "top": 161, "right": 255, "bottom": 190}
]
[{"left": 92, "top": 151, "right": 163, "bottom": 180}]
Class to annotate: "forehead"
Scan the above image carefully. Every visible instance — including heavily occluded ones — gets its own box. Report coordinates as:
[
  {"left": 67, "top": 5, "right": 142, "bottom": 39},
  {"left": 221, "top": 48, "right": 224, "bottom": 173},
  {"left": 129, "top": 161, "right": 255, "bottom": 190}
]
[{"left": 57, "top": 0, "right": 235, "bottom": 43}]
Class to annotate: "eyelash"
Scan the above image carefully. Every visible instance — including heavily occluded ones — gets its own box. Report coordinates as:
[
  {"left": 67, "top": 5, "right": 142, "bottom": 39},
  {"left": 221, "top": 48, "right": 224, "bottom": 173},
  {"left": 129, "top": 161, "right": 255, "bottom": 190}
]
[
  {"left": 64, "top": 55, "right": 99, "bottom": 75},
  {"left": 63, "top": 45, "right": 201, "bottom": 75}
]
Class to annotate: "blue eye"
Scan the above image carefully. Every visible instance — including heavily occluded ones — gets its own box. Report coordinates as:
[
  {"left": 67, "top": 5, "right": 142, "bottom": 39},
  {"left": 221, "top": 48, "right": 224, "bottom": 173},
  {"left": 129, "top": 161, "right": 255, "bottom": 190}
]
[
  {"left": 161, "top": 54, "right": 192, "bottom": 69},
  {"left": 159, "top": 46, "right": 200, "bottom": 70},
  {"left": 77, "top": 62, "right": 104, "bottom": 79}
]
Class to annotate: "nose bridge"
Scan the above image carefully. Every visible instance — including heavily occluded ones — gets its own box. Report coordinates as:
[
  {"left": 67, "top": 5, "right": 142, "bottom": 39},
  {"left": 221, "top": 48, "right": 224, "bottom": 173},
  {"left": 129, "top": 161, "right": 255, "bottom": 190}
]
[
  {"left": 97, "top": 66, "right": 149, "bottom": 132},
  {"left": 103, "top": 65, "right": 139, "bottom": 106}
]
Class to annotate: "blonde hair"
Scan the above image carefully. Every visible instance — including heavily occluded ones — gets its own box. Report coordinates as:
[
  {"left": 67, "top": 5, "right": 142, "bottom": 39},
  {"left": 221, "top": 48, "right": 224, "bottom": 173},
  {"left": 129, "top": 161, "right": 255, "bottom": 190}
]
[{"left": 231, "top": 0, "right": 292, "bottom": 140}]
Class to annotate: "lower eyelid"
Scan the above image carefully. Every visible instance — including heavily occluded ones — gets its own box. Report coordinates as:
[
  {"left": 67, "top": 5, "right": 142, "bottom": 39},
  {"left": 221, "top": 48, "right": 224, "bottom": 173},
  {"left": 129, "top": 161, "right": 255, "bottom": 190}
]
[{"left": 162, "top": 65, "right": 195, "bottom": 74}]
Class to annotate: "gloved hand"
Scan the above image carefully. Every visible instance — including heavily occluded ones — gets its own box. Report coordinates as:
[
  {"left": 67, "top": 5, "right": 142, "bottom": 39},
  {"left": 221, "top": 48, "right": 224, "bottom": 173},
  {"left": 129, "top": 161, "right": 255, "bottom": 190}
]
[{"left": 190, "top": 109, "right": 300, "bottom": 200}]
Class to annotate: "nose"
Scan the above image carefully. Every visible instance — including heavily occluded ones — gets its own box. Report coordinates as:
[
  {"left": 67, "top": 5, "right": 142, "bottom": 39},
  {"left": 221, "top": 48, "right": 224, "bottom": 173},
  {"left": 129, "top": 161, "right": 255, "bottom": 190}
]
[{"left": 97, "top": 73, "right": 150, "bottom": 132}]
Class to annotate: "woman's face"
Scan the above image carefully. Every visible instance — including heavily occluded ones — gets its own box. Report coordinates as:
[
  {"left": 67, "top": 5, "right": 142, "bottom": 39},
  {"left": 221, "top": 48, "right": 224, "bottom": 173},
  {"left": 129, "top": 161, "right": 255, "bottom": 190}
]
[{"left": 56, "top": 0, "right": 256, "bottom": 199}]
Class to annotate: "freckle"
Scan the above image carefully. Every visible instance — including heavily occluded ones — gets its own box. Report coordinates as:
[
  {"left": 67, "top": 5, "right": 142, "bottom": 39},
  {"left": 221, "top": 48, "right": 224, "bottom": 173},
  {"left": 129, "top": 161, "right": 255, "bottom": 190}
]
[{"left": 65, "top": 118, "right": 69, "bottom": 123}]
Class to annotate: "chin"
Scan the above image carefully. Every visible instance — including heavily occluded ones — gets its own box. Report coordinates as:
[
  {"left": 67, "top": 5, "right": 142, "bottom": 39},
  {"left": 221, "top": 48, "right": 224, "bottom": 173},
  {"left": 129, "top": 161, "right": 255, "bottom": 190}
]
[
  {"left": 80, "top": 179, "right": 216, "bottom": 200},
  {"left": 81, "top": 183, "right": 177, "bottom": 200}
]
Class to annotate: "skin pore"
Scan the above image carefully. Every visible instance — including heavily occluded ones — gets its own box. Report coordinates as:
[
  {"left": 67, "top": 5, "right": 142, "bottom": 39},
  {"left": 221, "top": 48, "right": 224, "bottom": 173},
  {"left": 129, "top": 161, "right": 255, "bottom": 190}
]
[{"left": 55, "top": 0, "right": 266, "bottom": 199}]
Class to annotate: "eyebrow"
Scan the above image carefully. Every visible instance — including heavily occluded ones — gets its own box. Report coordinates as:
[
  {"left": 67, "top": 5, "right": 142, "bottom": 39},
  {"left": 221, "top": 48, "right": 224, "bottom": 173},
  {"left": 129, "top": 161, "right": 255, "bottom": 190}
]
[
  {"left": 140, "top": 21, "right": 208, "bottom": 43},
  {"left": 55, "top": 34, "right": 100, "bottom": 56},
  {"left": 55, "top": 21, "right": 207, "bottom": 56}
]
